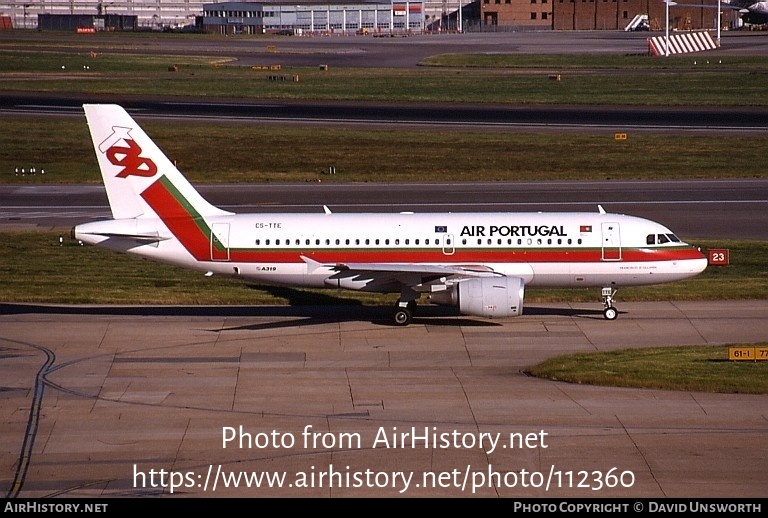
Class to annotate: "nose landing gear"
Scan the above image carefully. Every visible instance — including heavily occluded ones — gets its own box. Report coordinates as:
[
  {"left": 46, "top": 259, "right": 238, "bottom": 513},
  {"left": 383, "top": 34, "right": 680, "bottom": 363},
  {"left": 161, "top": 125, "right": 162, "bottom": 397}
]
[{"left": 602, "top": 287, "right": 618, "bottom": 320}]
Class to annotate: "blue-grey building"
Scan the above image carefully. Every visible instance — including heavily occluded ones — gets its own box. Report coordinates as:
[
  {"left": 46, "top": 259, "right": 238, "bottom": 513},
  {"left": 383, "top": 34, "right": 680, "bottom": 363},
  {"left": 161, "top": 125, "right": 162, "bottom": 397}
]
[{"left": 202, "top": 1, "right": 425, "bottom": 35}]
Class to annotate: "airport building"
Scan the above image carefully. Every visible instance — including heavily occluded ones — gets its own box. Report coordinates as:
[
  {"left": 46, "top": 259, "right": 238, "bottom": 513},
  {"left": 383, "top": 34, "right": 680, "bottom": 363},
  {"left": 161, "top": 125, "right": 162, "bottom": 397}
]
[
  {"left": 0, "top": 0, "right": 735, "bottom": 32},
  {"left": 201, "top": 1, "right": 425, "bottom": 35}
]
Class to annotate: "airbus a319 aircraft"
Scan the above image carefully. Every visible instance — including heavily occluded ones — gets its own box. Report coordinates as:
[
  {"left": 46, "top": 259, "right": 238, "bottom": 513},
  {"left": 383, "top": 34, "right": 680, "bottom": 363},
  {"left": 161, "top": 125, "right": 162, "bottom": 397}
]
[{"left": 73, "top": 104, "right": 708, "bottom": 325}]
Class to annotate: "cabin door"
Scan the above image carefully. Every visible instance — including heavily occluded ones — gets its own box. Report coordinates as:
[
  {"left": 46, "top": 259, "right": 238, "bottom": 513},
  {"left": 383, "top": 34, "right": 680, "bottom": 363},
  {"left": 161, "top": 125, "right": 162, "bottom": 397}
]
[
  {"left": 211, "top": 223, "right": 230, "bottom": 261},
  {"left": 442, "top": 233, "right": 455, "bottom": 255},
  {"left": 601, "top": 222, "right": 622, "bottom": 261}
]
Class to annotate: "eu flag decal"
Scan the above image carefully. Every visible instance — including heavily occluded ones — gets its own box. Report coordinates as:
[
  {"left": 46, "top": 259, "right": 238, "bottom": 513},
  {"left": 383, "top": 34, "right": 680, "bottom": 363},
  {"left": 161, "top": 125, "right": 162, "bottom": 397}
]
[{"left": 435, "top": 225, "right": 447, "bottom": 233}]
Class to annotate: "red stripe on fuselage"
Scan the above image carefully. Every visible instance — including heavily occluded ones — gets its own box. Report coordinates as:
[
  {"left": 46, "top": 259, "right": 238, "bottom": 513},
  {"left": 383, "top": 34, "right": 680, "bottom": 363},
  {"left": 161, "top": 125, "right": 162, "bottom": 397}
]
[{"left": 225, "top": 247, "right": 703, "bottom": 264}]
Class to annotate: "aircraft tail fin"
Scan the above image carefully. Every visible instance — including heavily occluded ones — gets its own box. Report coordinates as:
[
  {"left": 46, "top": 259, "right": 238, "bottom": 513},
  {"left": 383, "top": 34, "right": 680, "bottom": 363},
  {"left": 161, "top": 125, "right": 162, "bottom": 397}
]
[{"left": 83, "top": 104, "right": 232, "bottom": 220}]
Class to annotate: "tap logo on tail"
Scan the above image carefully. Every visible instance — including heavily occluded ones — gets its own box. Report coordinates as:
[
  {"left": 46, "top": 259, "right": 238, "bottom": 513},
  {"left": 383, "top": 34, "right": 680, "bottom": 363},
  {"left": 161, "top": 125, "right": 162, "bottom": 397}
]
[{"left": 98, "top": 126, "right": 158, "bottom": 179}]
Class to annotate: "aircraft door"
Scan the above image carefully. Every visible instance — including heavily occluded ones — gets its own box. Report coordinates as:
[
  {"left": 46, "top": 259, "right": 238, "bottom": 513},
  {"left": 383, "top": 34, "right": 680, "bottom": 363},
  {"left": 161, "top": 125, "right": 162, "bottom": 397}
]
[
  {"left": 211, "top": 223, "right": 230, "bottom": 261},
  {"left": 601, "top": 222, "right": 621, "bottom": 261},
  {"left": 442, "top": 233, "right": 455, "bottom": 255}
]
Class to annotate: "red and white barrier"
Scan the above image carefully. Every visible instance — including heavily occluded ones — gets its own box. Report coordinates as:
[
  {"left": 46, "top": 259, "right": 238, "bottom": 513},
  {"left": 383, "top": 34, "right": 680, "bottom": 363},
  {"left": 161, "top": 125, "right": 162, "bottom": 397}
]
[{"left": 648, "top": 31, "right": 718, "bottom": 56}]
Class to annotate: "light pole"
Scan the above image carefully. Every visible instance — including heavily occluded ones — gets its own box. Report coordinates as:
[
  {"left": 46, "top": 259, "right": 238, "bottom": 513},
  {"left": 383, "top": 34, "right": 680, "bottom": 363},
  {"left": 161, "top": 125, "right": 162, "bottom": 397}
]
[
  {"left": 665, "top": 0, "right": 677, "bottom": 57},
  {"left": 717, "top": 0, "right": 721, "bottom": 46},
  {"left": 665, "top": 0, "right": 669, "bottom": 56}
]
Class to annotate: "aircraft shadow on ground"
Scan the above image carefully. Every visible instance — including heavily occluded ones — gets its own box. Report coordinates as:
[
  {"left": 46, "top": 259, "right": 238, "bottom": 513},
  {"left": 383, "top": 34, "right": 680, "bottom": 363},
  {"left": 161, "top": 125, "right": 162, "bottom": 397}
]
[
  {"left": 0, "top": 287, "right": 610, "bottom": 329},
  {"left": 0, "top": 298, "right": 608, "bottom": 330}
]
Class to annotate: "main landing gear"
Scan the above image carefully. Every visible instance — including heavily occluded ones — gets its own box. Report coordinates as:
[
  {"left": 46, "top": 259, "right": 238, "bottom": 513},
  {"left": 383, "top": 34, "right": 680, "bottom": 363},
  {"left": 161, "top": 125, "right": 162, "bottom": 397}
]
[
  {"left": 393, "top": 288, "right": 419, "bottom": 326},
  {"left": 601, "top": 287, "right": 618, "bottom": 320},
  {"left": 393, "top": 299, "right": 417, "bottom": 326}
]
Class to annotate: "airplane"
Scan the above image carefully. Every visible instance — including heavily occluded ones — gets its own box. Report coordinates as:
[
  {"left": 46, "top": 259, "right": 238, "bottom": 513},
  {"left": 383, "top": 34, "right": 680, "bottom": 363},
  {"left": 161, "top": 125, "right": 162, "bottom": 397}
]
[
  {"left": 72, "top": 104, "right": 709, "bottom": 326},
  {"left": 723, "top": 0, "right": 768, "bottom": 24},
  {"left": 667, "top": 0, "right": 768, "bottom": 25}
]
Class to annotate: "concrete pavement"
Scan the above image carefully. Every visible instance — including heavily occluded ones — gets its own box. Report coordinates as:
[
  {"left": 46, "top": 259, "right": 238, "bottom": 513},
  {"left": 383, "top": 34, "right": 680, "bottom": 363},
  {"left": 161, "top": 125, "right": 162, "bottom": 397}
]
[{"left": 1, "top": 300, "right": 766, "bottom": 498}]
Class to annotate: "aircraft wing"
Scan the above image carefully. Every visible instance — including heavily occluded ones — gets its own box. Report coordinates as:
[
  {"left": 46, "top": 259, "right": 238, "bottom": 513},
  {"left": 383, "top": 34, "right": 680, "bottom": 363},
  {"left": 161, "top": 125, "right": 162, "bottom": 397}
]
[
  {"left": 672, "top": 1, "right": 752, "bottom": 10},
  {"left": 301, "top": 256, "right": 501, "bottom": 292}
]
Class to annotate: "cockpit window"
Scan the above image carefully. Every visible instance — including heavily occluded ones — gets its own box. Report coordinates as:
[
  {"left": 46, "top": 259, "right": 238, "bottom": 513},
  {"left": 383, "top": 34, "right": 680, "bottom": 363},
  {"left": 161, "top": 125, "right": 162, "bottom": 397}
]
[{"left": 649, "top": 233, "right": 682, "bottom": 246}]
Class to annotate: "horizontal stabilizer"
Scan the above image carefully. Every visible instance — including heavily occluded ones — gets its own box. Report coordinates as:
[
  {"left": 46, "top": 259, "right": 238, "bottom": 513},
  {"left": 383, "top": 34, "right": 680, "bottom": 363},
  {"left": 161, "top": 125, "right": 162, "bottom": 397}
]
[{"left": 83, "top": 232, "right": 168, "bottom": 243}]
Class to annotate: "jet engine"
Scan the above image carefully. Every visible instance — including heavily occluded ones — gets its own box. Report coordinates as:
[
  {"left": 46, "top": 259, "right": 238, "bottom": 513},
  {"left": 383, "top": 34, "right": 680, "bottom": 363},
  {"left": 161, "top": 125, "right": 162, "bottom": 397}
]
[{"left": 429, "top": 276, "right": 524, "bottom": 318}]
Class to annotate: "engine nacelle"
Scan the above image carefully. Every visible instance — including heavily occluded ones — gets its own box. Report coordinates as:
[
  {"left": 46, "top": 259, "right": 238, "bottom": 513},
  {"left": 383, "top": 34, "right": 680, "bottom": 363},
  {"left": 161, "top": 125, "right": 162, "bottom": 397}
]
[{"left": 430, "top": 277, "right": 524, "bottom": 318}]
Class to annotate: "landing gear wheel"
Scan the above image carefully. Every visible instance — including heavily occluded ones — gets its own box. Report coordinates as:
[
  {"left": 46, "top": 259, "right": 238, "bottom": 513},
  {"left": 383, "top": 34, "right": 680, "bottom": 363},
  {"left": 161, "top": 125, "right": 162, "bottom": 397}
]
[
  {"left": 393, "top": 308, "right": 412, "bottom": 326},
  {"left": 394, "top": 290, "right": 418, "bottom": 326},
  {"left": 601, "top": 287, "right": 618, "bottom": 321}
]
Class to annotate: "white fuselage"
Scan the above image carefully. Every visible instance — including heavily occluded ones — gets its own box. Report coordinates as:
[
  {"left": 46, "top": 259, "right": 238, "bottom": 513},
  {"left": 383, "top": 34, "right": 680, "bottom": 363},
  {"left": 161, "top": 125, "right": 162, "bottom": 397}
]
[{"left": 75, "top": 210, "right": 708, "bottom": 294}]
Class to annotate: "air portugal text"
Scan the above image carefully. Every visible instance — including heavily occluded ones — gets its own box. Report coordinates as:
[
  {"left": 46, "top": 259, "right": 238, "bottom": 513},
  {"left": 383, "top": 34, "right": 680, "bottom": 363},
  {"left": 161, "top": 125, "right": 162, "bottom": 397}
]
[{"left": 460, "top": 225, "right": 566, "bottom": 237}]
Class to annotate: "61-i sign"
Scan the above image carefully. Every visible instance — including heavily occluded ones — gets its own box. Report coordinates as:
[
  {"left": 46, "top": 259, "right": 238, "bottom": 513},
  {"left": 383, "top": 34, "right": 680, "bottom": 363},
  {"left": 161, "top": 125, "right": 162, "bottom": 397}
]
[{"left": 728, "top": 346, "right": 768, "bottom": 361}]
